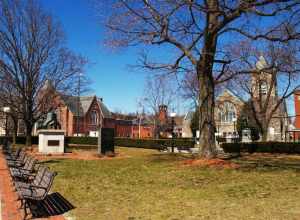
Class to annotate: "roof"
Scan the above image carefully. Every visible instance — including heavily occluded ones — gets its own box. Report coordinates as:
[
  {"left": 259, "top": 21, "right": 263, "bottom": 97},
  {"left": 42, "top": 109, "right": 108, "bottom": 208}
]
[
  {"left": 115, "top": 119, "right": 133, "bottom": 126},
  {"left": 61, "top": 95, "right": 111, "bottom": 118},
  {"left": 184, "top": 111, "right": 193, "bottom": 121},
  {"left": 132, "top": 116, "right": 154, "bottom": 126},
  {"left": 98, "top": 99, "right": 112, "bottom": 118},
  {"left": 256, "top": 55, "right": 268, "bottom": 70},
  {"left": 217, "top": 88, "right": 245, "bottom": 103}
]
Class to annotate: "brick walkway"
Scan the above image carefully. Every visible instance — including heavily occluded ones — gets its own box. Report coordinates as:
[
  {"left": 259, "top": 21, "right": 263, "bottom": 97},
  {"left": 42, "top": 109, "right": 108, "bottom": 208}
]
[{"left": 0, "top": 148, "right": 65, "bottom": 220}]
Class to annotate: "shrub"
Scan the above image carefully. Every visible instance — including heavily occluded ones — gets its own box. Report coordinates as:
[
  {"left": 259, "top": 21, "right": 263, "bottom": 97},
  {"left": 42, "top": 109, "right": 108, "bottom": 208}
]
[
  {"left": 114, "top": 137, "right": 195, "bottom": 150},
  {"left": 0, "top": 136, "right": 38, "bottom": 145},
  {"left": 1, "top": 128, "right": 115, "bottom": 154},
  {"left": 65, "top": 136, "right": 98, "bottom": 145},
  {"left": 66, "top": 128, "right": 115, "bottom": 153},
  {"left": 221, "top": 142, "right": 300, "bottom": 154}
]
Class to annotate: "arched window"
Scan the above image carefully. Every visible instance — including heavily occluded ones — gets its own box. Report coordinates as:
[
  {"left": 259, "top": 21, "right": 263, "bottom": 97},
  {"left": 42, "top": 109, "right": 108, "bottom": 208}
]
[
  {"left": 218, "top": 101, "right": 236, "bottom": 123},
  {"left": 90, "top": 111, "right": 98, "bottom": 125},
  {"left": 260, "top": 80, "right": 268, "bottom": 95}
]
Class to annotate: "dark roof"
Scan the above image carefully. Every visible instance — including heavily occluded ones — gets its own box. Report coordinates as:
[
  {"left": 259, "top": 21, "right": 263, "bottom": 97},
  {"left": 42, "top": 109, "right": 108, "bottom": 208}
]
[
  {"left": 98, "top": 98, "right": 112, "bottom": 118},
  {"left": 132, "top": 117, "right": 154, "bottom": 126},
  {"left": 61, "top": 95, "right": 111, "bottom": 118},
  {"left": 115, "top": 119, "right": 133, "bottom": 126},
  {"left": 222, "top": 88, "right": 245, "bottom": 102}
]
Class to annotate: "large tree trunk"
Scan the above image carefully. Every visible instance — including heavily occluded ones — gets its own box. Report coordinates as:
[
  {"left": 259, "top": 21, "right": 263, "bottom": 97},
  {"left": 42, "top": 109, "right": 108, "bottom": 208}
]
[
  {"left": 25, "top": 123, "right": 33, "bottom": 146},
  {"left": 197, "top": 2, "right": 218, "bottom": 158},
  {"left": 12, "top": 117, "right": 18, "bottom": 145},
  {"left": 260, "top": 119, "right": 269, "bottom": 142},
  {"left": 198, "top": 61, "right": 217, "bottom": 158}
]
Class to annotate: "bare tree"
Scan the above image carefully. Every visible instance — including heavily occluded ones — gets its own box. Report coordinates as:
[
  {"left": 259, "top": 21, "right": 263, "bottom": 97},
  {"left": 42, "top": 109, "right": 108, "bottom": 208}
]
[
  {"left": 138, "top": 76, "right": 176, "bottom": 137},
  {"left": 103, "top": 0, "right": 300, "bottom": 158},
  {"left": 0, "top": 0, "right": 87, "bottom": 145},
  {"left": 231, "top": 42, "right": 300, "bottom": 141},
  {"left": 181, "top": 71, "right": 199, "bottom": 107}
]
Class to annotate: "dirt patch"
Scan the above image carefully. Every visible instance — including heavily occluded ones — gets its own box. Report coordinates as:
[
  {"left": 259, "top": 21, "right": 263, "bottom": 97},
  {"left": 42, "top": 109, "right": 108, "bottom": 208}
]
[
  {"left": 182, "top": 158, "right": 240, "bottom": 169},
  {"left": 25, "top": 147, "right": 128, "bottom": 161}
]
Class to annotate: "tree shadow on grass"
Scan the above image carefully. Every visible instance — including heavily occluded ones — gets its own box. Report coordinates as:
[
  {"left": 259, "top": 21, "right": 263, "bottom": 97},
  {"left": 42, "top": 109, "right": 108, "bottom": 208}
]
[
  {"left": 29, "top": 192, "right": 75, "bottom": 218},
  {"left": 38, "top": 159, "right": 62, "bottom": 165},
  {"left": 147, "top": 152, "right": 195, "bottom": 163},
  {"left": 232, "top": 154, "right": 300, "bottom": 172}
]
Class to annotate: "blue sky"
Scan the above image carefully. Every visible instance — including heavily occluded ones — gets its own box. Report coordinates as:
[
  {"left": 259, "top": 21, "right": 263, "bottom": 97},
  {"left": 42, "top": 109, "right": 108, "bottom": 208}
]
[
  {"left": 41, "top": 0, "right": 147, "bottom": 113},
  {"left": 40, "top": 0, "right": 296, "bottom": 117}
]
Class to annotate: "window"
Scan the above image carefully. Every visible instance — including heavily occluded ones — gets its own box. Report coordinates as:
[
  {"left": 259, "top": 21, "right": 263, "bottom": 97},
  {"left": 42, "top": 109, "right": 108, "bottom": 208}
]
[
  {"left": 218, "top": 101, "right": 236, "bottom": 123},
  {"left": 260, "top": 81, "right": 268, "bottom": 95},
  {"left": 90, "top": 111, "right": 98, "bottom": 125}
]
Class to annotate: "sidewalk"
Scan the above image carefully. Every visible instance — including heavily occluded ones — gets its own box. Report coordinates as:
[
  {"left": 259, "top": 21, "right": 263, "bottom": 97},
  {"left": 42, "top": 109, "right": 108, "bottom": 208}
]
[{"left": 0, "top": 148, "right": 65, "bottom": 220}]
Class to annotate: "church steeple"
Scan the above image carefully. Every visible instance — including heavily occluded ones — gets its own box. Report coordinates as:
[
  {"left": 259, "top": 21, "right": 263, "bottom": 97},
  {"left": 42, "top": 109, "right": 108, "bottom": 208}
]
[
  {"left": 251, "top": 56, "right": 277, "bottom": 99},
  {"left": 256, "top": 55, "right": 268, "bottom": 70}
]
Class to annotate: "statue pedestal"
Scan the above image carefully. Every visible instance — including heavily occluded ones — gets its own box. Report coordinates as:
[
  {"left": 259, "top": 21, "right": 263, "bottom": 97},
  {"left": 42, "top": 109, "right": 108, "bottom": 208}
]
[{"left": 38, "top": 129, "right": 65, "bottom": 154}]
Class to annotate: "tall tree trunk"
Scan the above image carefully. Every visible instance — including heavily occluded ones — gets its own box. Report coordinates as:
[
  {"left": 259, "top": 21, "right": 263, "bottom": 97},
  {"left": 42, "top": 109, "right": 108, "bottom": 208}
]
[
  {"left": 25, "top": 123, "right": 33, "bottom": 146},
  {"left": 12, "top": 117, "right": 18, "bottom": 145},
  {"left": 197, "top": 2, "right": 218, "bottom": 158},
  {"left": 198, "top": 61, "right": 217, "bottom": 158},
  {"left": 261, "top": 119, "right": 269, "bottom": 142}
]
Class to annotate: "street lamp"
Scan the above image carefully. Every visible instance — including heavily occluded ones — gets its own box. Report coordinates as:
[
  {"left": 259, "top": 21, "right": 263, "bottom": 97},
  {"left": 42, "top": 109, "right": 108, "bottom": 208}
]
[
  {"left": 3, "top": 107, "right": 10, "bottom": 136},
  {"left": 232, "top": 117, "right": 237, "bottom": 139},
  {"left": 170, "top": 112, "right": 176, "bottom": 153}
]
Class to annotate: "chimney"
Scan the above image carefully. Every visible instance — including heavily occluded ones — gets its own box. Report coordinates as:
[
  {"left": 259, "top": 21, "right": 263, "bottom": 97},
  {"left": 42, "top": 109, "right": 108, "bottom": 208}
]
[
  {"left": 294, "top": 90, "right": 300, "bottom": 129},
  {"left": 158, "top": 105, "right": 168, "bottom": 124}
]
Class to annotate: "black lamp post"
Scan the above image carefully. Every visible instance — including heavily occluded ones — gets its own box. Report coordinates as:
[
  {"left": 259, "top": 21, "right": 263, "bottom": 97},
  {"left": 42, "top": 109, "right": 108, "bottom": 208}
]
[
  {"left": 170, "top": 112, "right": 176, "bottom": 153},
  {"left": 233, "top": 117, "right": 237, "bottom": 137},
  {"left": 3, "top": 107, "right": 10, "bottom": 137}
]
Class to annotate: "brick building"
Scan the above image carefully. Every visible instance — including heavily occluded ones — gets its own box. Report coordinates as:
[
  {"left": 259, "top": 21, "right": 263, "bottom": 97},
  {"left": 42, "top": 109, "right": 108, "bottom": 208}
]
[
  {"left": 292, "top": 91, "right": 300, "bottom": 140},
  {"left": 114, "top": 119, "right": 132, "bottom": 138},
  {"left": 131, "top": 118, "right": 155, "bottom": 138},
  {"left": 113, "top": 116, "right": 155, "bottom": 138},
  {"left": 54, "top": 95, "right": 112, "bottom": 136},
  {"left": 294, "top": 91, "right": 300, "bottom": 128}
]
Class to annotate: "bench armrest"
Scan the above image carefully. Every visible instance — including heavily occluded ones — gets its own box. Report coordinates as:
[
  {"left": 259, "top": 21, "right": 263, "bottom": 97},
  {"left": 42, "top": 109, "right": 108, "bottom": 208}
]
[
  {"left": 18, "top": 168, "right": 32, "bottom": 172},
  {"left": 29, "top": 184, "right": 48, "bottom": 190}
]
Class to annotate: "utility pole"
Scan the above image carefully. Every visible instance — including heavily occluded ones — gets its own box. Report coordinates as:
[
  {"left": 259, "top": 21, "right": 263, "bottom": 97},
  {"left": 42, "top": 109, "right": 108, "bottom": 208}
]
[{"left": 76, "top": 73, "right": 81, "bottom": 136}]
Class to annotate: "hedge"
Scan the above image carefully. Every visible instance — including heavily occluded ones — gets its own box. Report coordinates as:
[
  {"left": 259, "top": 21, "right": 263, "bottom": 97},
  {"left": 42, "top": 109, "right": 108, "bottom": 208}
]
[
  {"left": 216, "top": 137, "right": 240, "bottom": 143},
  {"left": 0, "top": 135, "right": 194, "bottom": 151},
  {"left": 114, "top": 137, "right": 195, "bottom": 150},
  {"left": 1, "top": 128, "right": 115, "bottom": 153},
  {"left": 65, "top": 128, "right": 115, "bottom": 153},
  {"left": 221, "top": 142, "right": 300, "bottom": 154},
  {"left": 0, "top": 136, "right": 38, "bottom": 145}
]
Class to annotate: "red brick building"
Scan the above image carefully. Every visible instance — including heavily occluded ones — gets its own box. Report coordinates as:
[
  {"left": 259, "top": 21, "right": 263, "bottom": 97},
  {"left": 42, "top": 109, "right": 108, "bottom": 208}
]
[
  {"left": 54, "top": 95, "right": 112, "bottom": 136},
  {"left": 131, "top": 118, "right": 155, "bottom": 138},
  {"left": 113, "top": 117, "right": 155, "bottom": 138},
  {"left": 114, "top": 119, "right": 132, "bottom": 137},
  {"left": 293, "top": 91, "right": 300, "bottom": 140},
  {"left": 294, "top": 90, "right": 300, "bottom": 128}
]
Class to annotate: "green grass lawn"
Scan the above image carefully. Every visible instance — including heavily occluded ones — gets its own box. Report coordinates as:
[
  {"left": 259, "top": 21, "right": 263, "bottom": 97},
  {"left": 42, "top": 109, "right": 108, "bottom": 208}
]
[{"left": 45, "top": 147, "right": 300, "bottom": 220}]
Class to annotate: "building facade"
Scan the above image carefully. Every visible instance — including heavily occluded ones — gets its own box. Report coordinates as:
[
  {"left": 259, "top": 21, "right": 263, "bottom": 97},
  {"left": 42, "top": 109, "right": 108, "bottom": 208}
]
[
  {"left": 216, "top": 56, "right": 289, "bottom": 141},
  {"left": 52, "top": 95, "right": 112, "bottom": 136},
  {"left": 215, "top": 89, "right": 244, "bottom": 138}
]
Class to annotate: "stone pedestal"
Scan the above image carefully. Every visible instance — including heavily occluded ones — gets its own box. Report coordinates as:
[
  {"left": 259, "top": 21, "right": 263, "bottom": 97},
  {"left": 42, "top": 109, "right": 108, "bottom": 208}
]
[
  {"left": 242, "top": 129, "right": 252, "bottom": 143},
  {"left": 38, "top": 130, "right": 65, "bottom": 154}
]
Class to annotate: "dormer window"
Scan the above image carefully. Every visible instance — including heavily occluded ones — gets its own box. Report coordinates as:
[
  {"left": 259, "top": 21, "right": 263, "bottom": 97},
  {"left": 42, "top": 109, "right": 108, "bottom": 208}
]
[
  {"left": 260, "top": 81, "right": 268, "bottom": 95},
  {"left": 90, "top": 110, "right": 98, "bottom": 125}
]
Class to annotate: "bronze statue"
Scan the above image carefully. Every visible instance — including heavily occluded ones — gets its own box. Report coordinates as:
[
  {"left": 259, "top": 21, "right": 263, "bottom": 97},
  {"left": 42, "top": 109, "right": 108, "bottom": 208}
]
[{"left": 37, "top": 112, "right": 60, "bottom": 129}]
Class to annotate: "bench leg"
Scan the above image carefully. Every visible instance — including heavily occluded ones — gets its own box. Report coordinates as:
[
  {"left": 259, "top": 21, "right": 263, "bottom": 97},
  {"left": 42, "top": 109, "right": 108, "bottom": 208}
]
[{"left": 23, "top": 200, "right": 29, "bottom": 220}]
